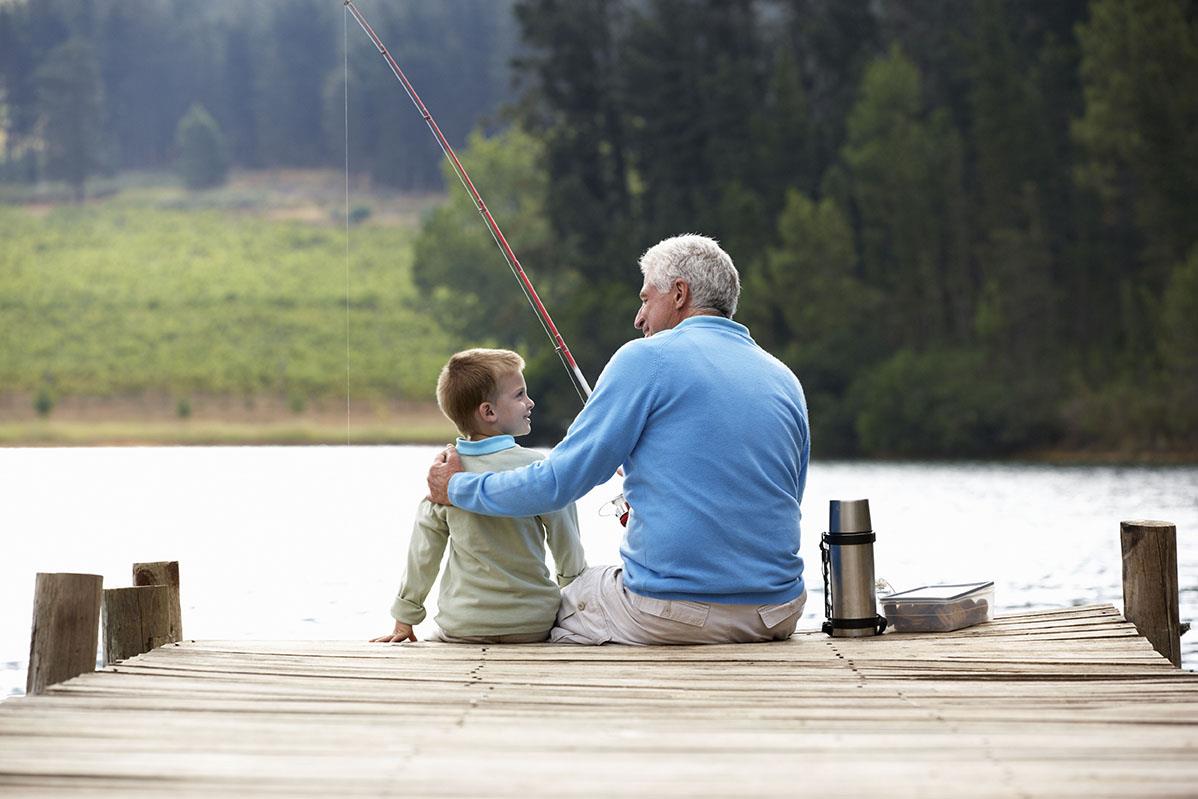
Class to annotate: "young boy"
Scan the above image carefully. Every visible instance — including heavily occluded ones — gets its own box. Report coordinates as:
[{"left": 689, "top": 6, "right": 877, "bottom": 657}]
[{"left": 372, "top": 348, "right": 586, "bottom": 644}]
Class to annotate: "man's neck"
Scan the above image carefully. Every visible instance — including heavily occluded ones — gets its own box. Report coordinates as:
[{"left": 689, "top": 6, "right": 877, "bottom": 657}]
[{"left": 674, "top": 307, "right": 723, "bottom": 326}]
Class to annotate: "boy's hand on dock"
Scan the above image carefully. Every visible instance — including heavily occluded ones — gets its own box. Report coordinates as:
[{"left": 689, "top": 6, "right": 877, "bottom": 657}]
[
  {"left": 371, "top": 621, "right": 418, "bottom": 643},
  {"left": 427, "top": 445, "right": 462, "bottom": 506}
]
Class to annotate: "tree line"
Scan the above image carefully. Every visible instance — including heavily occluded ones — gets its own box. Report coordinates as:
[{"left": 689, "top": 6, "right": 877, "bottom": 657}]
[
  {"left": 0, "top": 0, "right": 518, "bottom": 194},
  {"left": 2, "top": 0, "right": 1195, "bottom": 457},
  {"left": 417, "top": 0, "right": 1198, "bottom": 456}
]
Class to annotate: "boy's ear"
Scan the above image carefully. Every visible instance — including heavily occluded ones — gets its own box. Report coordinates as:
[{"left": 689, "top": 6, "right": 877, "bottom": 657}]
[{"left": 477, "top": 401, "right": 497, "bottom": 423}]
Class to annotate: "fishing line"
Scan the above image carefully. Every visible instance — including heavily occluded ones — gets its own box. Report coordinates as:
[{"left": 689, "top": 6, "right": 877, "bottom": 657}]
[
  {"left": 343, "top": 6, "right": 352, "bottom": 446},
  {"left": 343, "top": 0, "right": 593, "bottom": 403}
]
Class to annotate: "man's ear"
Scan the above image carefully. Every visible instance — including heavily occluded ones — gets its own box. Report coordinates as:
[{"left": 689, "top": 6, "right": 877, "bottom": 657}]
[
  {"left": 477, "top": 402, "right": 497, "bottom": 423},
  {"left": 672, "top": 279, "right": 689, "bottom": 310}
]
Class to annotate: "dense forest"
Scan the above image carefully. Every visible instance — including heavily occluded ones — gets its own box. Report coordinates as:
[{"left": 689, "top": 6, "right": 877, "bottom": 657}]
[
  {"left": 0, "top": 0, "right": 519, "bottom": 190},
  {"left": 2, "top": 0, "right": 1196, "bottom": 457}
]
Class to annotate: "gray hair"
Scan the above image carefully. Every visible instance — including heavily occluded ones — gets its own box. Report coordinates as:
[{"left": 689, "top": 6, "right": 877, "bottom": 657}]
[{"left": 638, "top": 234, "right": 741, "bottom": 318}]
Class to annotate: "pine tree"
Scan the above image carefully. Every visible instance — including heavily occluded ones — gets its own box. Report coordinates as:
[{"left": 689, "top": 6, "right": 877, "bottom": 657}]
[
  {"left": 966, "top": 0, "right": 1061, "bottom": 381},
  {"left": 1074, "top": 0, "right": 1198, "bottom": 271},
  {"left": 777, "top": 0, "right": 880, "bottom": 182},
  {"left": 1161, "top": 248, "right": 1198, "bottom": 440},
  {"left": 742, "top": 190, "right": 881, "bottom": 452},
  {"left": 35, "top": 38, "right": 105, "bottom": 202},
  {"left": 0, "top": 5, "right": 39, "bottom": 177},
  {"left": 621, "top": 0, "right": 767, "bottom": 242},
  {"left": 841, "top": 46, "right": 971, "bottom": 348},
  {"left": 256, "top": 0, "right": 336, "bottom": 167},
  {"left": 515, "top": 0, "right": 633, "bottom": 278},
  {"left": 756, "top": 46, "right": 816, "bottom": 206},
  {"left": 218, "top": 24, "right": 260, "bottom": 167},
  {"left": 176, "top": 103, "right": 229, "bottom": 190}
]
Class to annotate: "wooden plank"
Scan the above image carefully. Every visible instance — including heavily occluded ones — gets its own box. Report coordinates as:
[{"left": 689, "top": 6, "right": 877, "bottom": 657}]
[{"left": 2, "top": 602, "right": 1197, "bottom": 798}]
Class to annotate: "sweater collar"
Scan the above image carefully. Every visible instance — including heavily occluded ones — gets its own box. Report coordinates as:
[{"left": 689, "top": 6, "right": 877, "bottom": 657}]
[
  {"left": 456, "top": 435, "right": 517, "bottom": 455},
  {"left": 674, "top": 315, "right": 750, "bottom": 337}
]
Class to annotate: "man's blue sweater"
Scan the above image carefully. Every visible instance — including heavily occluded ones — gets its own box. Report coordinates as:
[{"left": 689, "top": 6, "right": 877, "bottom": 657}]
[{"left": 448, "top": 315, "right": 809, "bottom": 605}]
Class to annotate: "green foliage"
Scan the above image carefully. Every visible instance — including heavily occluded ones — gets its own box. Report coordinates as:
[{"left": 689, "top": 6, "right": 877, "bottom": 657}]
[
  {"left": 176, "top": 397, "right": 192, "bottom": 419},
  {"left": 973, "top": 186, "right": 1061, "bottom": 379},
  {"left": 756, "top": 47, "right": 817, "bottom": 203},
  {"left": 34, "top": 38, "right": 106, "bottom": 201},
  {"left": 743, "top": 191, "right": 882, "bottom": 453},
  {"left": 34, "top": 387, "right": 54, "bottom": 418},
  {"left": 1063, "top": 378, "right": 1175, "bottom": 453},
  {"left": 505, "top": 0, "right": 1196, "bottom": 456},
  {"left": 0, "top": 204, "right": 456, "bottom": 402},
  {"left": 850, "top": 349, "right": 1049, "bottom": 457},
  {"left": 257, "top": 0, "right": 335, "bottom": 168},
  {"left": 0, "top": 1, "right": 519, "bottom": 190},
  {"left": 620, "top": 0, "right": 767, "bottom": 242},
  {"left": 332, "top": 1, "right": 519, "bottom": 189},
  {"left": 842, "top": 45, "right": 972, "bottom": 348},
  {"left": 514, "top": 0, "right": 636, "bottom": 283},
  {"left": 412, "top": 127, "right": 562, "bottom": 352},
  {"left": 1073, "top": 0, "right": 1198, "bottom": 268},
  {"left": 1161, "top": 248, "right": 1198, "bottom": 438},
  {"left": 176, "top": 104, "right": 229, "bottom": 190}
]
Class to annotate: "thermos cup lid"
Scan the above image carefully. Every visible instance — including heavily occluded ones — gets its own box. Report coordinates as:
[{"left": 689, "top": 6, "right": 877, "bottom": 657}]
[{"left": 829, "top": 499, "right": 872, "bottom": 534}]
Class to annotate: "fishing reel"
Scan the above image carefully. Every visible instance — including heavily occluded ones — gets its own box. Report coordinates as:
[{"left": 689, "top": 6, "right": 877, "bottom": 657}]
[{"left": 601, "top": 492, "right": 631, "bottom": 527}]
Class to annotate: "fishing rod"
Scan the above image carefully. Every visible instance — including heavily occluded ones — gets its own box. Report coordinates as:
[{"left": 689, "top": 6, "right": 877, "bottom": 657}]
[
  {"left": 345, "top": 1, "right": 629, "bottom": 526},
  {"left": 343, "top": 0, "right": 593, "bottom": 404}
]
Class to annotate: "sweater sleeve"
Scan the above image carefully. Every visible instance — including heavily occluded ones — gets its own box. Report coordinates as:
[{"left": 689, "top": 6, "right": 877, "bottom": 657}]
[
  {"left": 540, "top": 503, "right": 587, "bottom": 587},
  {"left": 390, "top": 499, "right": 450, "bottom": 625},
  {"left": 448, "top": 340, "right": 659, "bottom": 517}
]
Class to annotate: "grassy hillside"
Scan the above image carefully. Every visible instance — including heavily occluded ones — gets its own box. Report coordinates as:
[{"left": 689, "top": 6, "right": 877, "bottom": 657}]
[{"left": 0, "top": 180, "right": 462, "bottom": 440}]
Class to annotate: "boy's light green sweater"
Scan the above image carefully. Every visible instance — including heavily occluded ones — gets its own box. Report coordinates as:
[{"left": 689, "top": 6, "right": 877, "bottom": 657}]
[{"left": 390, "top": 437, "right": 587, "bottom": 637}]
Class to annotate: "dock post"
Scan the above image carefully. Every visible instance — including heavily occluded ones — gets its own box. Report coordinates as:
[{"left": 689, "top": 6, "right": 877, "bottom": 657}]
[
  {"left": 133, "top": 560, "right": 182, "bottom": 640},
  {"left": 102, "top": 585, "right": 174, "bottom": 666},
  {"left": 26, "top": 573, "right": 104, "bottom": 695},
  {"left": 1120, "top": 520, "right": 1183, "bottom": 668}
]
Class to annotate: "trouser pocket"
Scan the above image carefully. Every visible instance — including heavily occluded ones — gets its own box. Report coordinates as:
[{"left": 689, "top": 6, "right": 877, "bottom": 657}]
[
  {"left": 625, "top": 590, "right": 711, "bottom": 628},
  {"left": 757, "top": 589, "right": 808, "bottom": 629},
  {"left": 551, "top": 566, "right": 615, "bottom": 645}
]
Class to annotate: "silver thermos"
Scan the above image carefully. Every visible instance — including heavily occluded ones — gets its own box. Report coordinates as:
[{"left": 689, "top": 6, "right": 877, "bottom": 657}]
[{"left": 821, "top": 499, "right": 887, "bottom": 637}]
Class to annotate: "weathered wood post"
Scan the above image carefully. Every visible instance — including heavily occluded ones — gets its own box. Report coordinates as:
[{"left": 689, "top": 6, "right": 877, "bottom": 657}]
[
  {"left": 102, "top": 585, "right": 174, "bottom": 666},
  {"left": 26, "top": 573, "right": 104, "bottom": 695},
  {"left": 133, "top": 560, "right": 182, "bottom": 640},
  {"left": 1120, "top": 520, "right": 1183, "bottom": 668}
]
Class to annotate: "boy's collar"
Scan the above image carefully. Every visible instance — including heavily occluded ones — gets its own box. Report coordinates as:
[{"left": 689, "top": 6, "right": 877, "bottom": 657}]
[{"left": 456, "top": 435, "right": 517, "bottom": 456}]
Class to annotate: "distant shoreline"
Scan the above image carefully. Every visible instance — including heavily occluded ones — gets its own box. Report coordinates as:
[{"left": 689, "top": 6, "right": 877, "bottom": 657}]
[
  {"left": 0, "top": 394, "right": 458, "bottom": 447},
  {"left": 1, "top": 421, "right": 1193, "bottom": 464},
  {"left": 0, "top": 420, "right": 456, "bottom": 447}
]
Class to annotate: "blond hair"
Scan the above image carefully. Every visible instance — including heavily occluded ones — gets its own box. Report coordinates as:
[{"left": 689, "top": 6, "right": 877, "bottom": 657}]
[{"left": 436, "top": 348, "right": 526, "bottom": 435}]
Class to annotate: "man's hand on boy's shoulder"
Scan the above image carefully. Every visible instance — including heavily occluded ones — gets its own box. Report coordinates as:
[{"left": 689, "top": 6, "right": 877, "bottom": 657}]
[
  {"left": 427, "top": 445, "right": 463, "bottom": 506},
  {"left": 371, "top": 620, "right": 418, "bottom": 643}
]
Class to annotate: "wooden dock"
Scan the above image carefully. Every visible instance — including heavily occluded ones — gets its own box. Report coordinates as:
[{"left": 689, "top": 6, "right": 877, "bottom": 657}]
[{"left": 1, "top": 603, "right": 1196, "bottom": 797}]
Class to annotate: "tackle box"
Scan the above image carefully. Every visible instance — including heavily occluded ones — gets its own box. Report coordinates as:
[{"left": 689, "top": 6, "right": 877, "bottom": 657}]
[{"left": 881, "top": 581, "right": 994, "bottom": 633}]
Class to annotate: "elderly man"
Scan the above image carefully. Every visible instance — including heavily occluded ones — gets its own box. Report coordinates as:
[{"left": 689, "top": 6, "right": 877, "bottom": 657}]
[{"left": 427, "top": 234, "right": 810, "bottom": 645}]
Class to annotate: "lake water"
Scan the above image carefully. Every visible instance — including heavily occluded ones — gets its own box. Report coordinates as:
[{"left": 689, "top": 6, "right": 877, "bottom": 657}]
[{"left": 2, "top": 446, "right": 1195, "bottom": 698}]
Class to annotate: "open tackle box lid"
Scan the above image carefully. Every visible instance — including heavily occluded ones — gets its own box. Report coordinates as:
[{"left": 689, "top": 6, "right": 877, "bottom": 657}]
[{"left": 884, "top": 581, "right": 994, "bottom": 602}]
